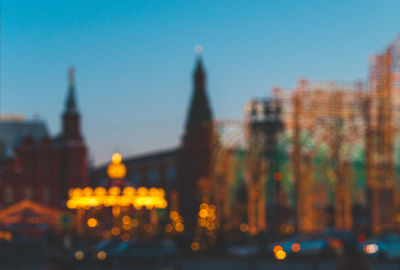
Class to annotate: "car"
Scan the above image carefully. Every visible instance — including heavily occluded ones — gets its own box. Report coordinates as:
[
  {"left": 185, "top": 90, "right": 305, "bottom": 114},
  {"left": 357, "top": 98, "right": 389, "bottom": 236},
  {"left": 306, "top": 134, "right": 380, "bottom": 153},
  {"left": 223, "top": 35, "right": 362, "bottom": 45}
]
[
  {"left": 361, "top": 233, "right": 400, "bottom": 260},
  {"left": 268, "top": 234, "right": 344, "bottom": 259},
  {"left": 72, "top": 238, "right": 120, "bottom": 263},
  {"left": 106, "top": 238, "right": 178, "bottom": 266}
]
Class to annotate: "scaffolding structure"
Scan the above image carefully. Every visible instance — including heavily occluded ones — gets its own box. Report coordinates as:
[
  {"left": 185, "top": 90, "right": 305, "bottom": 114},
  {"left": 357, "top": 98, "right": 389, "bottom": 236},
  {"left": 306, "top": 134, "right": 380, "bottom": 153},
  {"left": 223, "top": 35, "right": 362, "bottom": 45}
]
[{"left": 274, "top": 79, "right": 365, "bottom": 232}]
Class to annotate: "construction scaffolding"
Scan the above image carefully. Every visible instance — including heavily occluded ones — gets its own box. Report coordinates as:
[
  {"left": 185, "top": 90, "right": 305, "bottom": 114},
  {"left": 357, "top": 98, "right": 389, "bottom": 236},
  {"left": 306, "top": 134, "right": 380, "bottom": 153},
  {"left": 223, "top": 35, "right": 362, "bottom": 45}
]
[{"left": 274, "top": 79, "right": 365, "bottom": 233}]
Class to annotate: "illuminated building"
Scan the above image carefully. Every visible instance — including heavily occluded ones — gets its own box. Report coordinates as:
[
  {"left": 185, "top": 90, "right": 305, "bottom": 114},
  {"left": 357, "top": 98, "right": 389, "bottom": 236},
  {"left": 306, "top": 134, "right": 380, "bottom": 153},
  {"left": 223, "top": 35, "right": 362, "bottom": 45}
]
[
  {"left": 0, "top": 67, "right": 88, "bottom": 208},
  {"left": 68, "top": 153, "right": 168, "bottom": 237},
  {"left": 90, "top": 55, "right": 215, "bottom": 239}
]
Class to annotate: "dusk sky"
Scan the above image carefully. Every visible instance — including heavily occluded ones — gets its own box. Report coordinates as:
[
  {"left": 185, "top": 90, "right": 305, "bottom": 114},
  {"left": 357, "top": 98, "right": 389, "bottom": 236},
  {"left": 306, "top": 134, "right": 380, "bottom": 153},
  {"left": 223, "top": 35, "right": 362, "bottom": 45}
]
[{"left": 2, "top": 0, "right": 400, "bottom": 166}]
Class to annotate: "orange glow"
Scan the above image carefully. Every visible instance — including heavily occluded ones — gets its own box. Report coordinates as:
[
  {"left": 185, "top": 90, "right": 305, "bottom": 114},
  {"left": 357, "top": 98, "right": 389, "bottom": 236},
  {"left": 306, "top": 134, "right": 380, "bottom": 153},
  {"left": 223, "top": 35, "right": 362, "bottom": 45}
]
[
  {"left": 74, "top": 251, "right": 84, "bottom": 260},
  {"left": 291, "top": 243, "right": 301, "bottom": 253},
  {"left": 111, "top": 227, "right": 120, "bottom": 236},
  {"left": 200, "top": 203, "right": 208, "bottom": 210},
  {"left": 122, "top": 223, "right": 131, "bottom": 230},
  {"left": 97, "top": 251, "right": 107, "bottom": 260},
  {"left": 239, "top": 223, "right": 249, "bottom": 232},
  {"left": 273, "top": 172, "right": 283, "bottom": 181},
  {"left": 191, "top": 242, "right": 200, "bottom": 251},
  {"left": 175, "top": 223, "right": 185, "bottom": 232},
  {"left": 273, "top": 245, "right": 283, "bottom": 253},
  {"left": 112, "top": 206, "right": 121, "bottom": 217},
  {"left": 175, "top": 223, "right": 184, "bottom": 232},
  {"left": 121, "top": 233, "right": 130, "bottom": 242},
  {"left": 122, "top": 215, "right": 131, "bottom": 225},
  {"left": 87, "top": 218, "right": 98, "bottom": 228},
  {"left": 170, "top": 211, "right": 179, "bottom": 220},
  {"left": 199, "top": 209, "right": 208, "bottom": 218},
  {"left": 165, "top": 224, "right": 173, "bottom": 232}
]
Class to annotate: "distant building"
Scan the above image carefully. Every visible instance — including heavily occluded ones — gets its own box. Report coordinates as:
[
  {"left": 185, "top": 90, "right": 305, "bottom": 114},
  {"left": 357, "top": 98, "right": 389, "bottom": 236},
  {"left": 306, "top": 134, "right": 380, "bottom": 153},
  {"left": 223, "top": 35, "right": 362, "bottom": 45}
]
[
  {"left": 90, "top": 149, "right": 178, "bottom": 193},
  {"left": 0, "top": 68, "right": 88, "bottom": 208},
  {"left": 90, "top": 56, "right": 214, "bottom": 234}
]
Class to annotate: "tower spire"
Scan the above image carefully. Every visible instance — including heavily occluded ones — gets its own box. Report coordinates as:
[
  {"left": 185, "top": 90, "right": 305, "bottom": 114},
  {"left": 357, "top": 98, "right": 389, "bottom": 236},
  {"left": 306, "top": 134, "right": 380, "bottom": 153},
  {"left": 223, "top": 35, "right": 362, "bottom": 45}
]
[
  {"left": 194, "top": 45, "right": 205, "bottom": 91},
  {"left": 66, "top": 66, "right": 77, "bottom": 112},
  {"left": 194, "top": 58, "right": 205, "bottom": 91},
  {"left": 62, "top": 66, "right": 81, "bottom": 140},
  {"left": 185, "top": 51, "right": 212, "bottom": 127}
]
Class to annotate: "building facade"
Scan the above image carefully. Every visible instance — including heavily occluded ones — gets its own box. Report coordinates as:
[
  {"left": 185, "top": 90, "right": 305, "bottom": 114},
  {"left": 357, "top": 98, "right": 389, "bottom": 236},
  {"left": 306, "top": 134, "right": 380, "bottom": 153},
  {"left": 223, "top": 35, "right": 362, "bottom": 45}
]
[{"left": 0, "top": 68, "right": 88, "bottom": 208}]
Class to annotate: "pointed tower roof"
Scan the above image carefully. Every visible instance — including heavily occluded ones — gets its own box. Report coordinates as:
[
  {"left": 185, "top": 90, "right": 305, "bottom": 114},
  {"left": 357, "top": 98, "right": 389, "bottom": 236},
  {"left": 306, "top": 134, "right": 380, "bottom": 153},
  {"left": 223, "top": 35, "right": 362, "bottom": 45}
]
[
  {"left": 186, "top": 56, "right": 213, "bottom": 126},
  {"left": 65, "top": 66, "right": 77, "bottom": 113}
]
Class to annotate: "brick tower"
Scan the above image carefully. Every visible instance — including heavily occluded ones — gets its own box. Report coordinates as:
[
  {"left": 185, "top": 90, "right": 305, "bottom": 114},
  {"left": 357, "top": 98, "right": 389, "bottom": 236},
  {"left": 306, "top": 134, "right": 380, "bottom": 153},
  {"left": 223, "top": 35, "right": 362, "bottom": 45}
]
[
  {"left": 58, "top": 67, "right": 88, "bottom": 202},
  {"left": 178, "top": 56, "right": 214, "bottom": 235}
]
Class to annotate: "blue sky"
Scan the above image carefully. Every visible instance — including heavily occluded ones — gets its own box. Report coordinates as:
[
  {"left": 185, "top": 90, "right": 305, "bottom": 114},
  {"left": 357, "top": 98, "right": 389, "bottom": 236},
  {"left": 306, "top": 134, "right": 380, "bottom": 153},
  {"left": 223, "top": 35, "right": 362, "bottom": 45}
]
[{"left": 2, "top": 0, "right": 400, "bottom": 166}]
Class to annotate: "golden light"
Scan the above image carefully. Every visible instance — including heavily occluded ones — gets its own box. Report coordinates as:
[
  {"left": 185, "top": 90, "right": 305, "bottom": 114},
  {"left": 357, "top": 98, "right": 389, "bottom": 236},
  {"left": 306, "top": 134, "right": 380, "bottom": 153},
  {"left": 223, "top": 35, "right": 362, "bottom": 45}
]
[
  {"left": 122, "top": 223, "right": 131, "bottom": 230},
  {"left": 175, "top": 223, "right": 184, "bottom": 232},
  {"left": 191, "top": 242, "right": 200, "bottom": 251},
  {"left": 121, "top": 233, "right": 130, "bottom": 242},
  {"left": 199, "top": 209, "right": 208, "bottom": 218},
  {"left": 112, "top": 206, "right": 121, "bottom": 217},
  {"left": 67, "top": 186, "right": 168, "bottom": 210},
  {"left": 97, "top": 251, "right": 107, "bottom": 260},
  {"left": 83, "top": 187, "right": 93, "bottom": 196},
  {"left": 122, "top": 215, "right": 131, "bottom": 225},
  {"left": 74, "top": 251, "right": 85, "bottom": 260},
  {"left": 165, "top": 224, "right": 173, "bottom": 232},
  {"left": 275, "top": 249, "right": 286, "bottom": 260},
  {"left": 109, "top": 187, "right": 121, "bottom": 196},
  {"left": 111, "top": 227, "right": 120, "bottom": 236},
  {"left": 111, "top": 153, "right": 122, "bottom": 164},
  {"left": 273, "top": 245, "right": 283, "bottom": 253},
  {"left": 107, "top": 153, "right": 127, "bottom": 179},
  {"left": 94, "top": 187, "right": 107, "bottom": 196},
  {"left": 200, "top": 203, "right": 208, "bottom": 210},
  {"left": 170, "top": 211, "right": 179, "bottom": 220},
  {"left": 200, "top": 219, "right": 207, "bottom": 227},
  {"left": 291, "top": 243, "right": 301, "bottom": 253},
  {"left": 87, "top": 218, "right": 98, "bottom": 228},
  {"left": 239, "top": 223, "right": 249, "bottom": 232}
]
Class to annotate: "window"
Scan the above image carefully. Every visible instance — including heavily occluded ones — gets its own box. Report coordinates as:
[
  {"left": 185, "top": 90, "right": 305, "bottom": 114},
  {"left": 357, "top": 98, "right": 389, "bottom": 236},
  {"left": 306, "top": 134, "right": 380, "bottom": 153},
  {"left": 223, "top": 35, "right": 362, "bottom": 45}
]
[
  {"left": 148, "top": 169, "right": 159, "bottom": 184},
  {"left": 167, "top": 166, "right": 176, "bottom": 182},
  {"left": 131, "top": 172, "right": 141, "bottom": 183}
]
